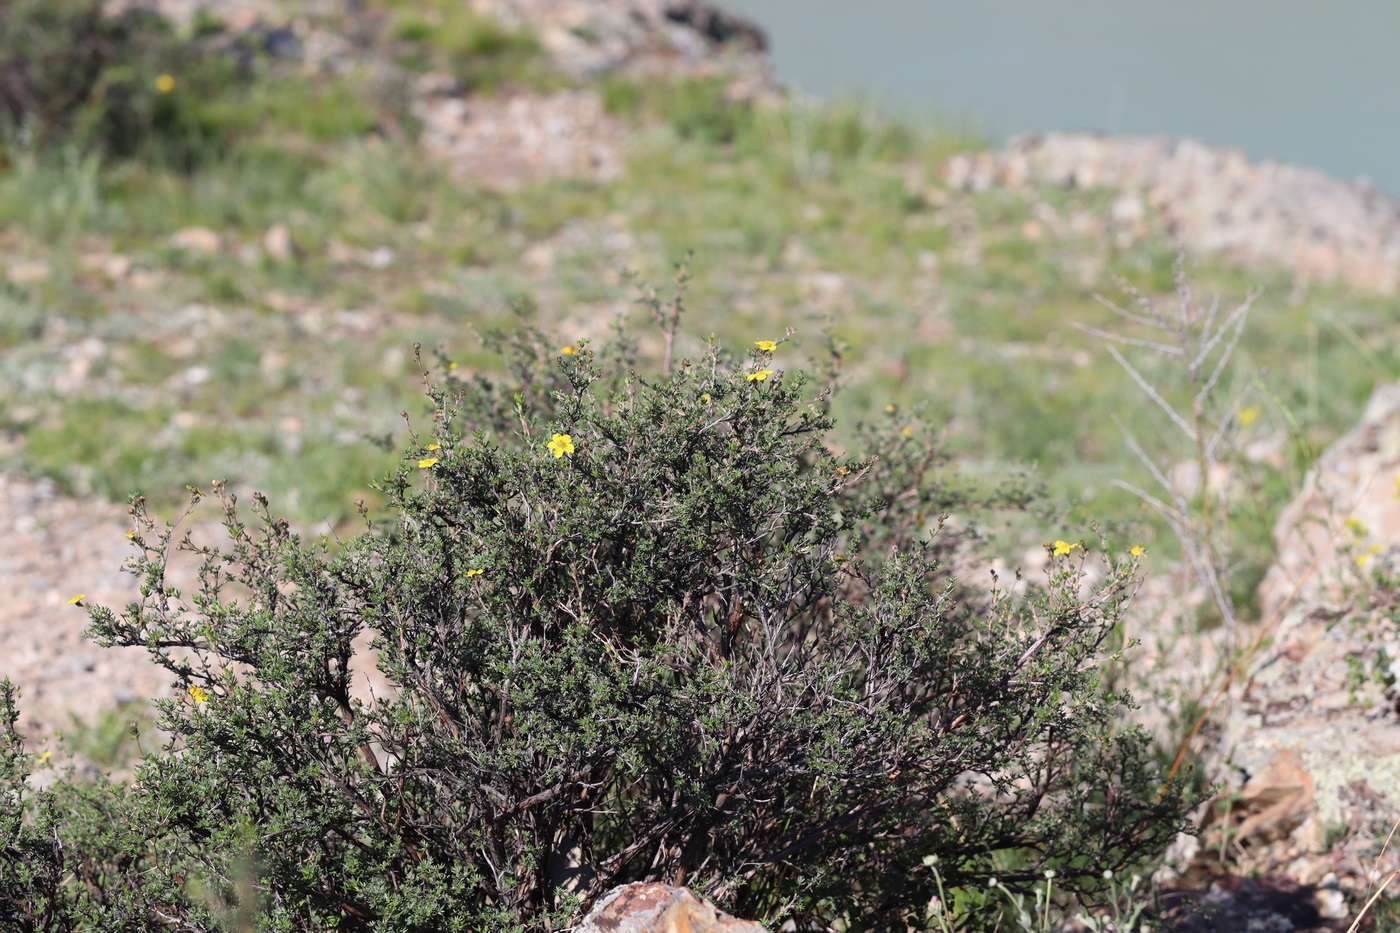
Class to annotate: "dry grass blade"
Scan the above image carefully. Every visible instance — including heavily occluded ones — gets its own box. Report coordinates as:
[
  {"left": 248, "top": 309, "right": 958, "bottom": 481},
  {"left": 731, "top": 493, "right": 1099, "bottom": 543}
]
[
  {"left": 1346, "top": 869, "right": 1400, "bottom": 933},
  {"left": 1343, "top": 811, "right": 1400, "bottom": 932}
]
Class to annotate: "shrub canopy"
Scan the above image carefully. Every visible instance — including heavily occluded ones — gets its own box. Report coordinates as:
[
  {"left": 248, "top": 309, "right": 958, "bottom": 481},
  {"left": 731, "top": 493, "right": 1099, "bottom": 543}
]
[{"left": 3, "top": 326, "right": 1190, "bottom": 931}]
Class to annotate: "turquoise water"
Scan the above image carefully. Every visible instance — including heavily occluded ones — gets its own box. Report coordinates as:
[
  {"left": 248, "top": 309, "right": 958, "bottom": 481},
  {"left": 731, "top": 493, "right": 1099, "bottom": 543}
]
[{"left": 721, "top": 1, "right": 1400, "bottom": 195}]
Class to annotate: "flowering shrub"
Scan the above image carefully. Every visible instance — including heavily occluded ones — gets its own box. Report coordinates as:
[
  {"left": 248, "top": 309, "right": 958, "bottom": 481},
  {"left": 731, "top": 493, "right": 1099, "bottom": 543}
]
[{"left": 3, "top": 325, "right": 1191, "bottom": 930}]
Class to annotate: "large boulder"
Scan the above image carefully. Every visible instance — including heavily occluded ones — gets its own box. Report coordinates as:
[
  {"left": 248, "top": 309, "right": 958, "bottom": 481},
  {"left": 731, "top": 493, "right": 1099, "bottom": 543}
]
[
  {"left": 1183, "top": 380, "right": 1400, "bottom": 907},
  {"left": 945, "top": 132, "right": 1400, "bottom": 293},
  {"left": 1258, "top": 380, "right": 1400, "bottom": 619}
]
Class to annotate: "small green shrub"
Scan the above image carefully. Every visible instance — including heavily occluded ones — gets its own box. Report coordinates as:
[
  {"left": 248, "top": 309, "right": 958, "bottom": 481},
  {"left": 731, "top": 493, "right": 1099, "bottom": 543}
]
[
  {"left": 0, "top": 681, "right": 73, "bottom": 928},
  {"left": 0, "top": 0, "right": 123, "bottom": 150},
  {"left": 7, "top": 310, "right": 1191, "bottom": 929},
  {"left": 0, "top": 0, "right": 394, "bottom": 174},
  {"left": 0, "top": 0, "right": 226, "bottom": 164},
  {"left": 372, "top": 0, "right": 562, "bottom": 93},
  {"left": 601, "top": 75, "right": 758, "bottom": 147}
]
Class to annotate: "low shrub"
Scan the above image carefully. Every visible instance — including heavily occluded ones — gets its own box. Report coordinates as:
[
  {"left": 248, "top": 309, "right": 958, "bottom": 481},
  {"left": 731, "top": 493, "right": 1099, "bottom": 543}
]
[
  {"left": 0, "top": 0, "right": 210, "bottom": 161},
  {"left": 372, "top": 0, "right": 563, "bottom": 94},
  {"left": 0, "top": 0, "right": 391, "bottom": 170},
  {"left": 5, "top": 315, "right": 1192, "bottom": 930},
  {"left": 601, "top": 75, "right": 759, "bottom": 147}
]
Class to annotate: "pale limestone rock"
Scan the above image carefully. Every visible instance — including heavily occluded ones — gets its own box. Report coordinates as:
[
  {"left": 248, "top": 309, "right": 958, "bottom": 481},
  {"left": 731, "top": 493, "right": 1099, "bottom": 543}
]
[
  {"left": 944, "top": 132, "right": 1400, "bottom": 294},
  {"left": 1182, "top": 379, "right": 1400, "bottom": 897},
  {"left": 262, "top": 223, "right": 297, "bottom": 263},
  {"left": 170, "top": 226, "right": 223, "bottom": 256},
  {"left": 6, "top": 259, "right": 51, "bottom": 285},
  {"left": 1258, "top": 380, "right": 1400, "bottom": 619}
]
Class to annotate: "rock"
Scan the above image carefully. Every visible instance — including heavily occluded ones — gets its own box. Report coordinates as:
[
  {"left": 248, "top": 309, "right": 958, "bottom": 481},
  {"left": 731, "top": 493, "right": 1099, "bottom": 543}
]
[
  {"left": 413, "top": 89, "right": 627, "bottom": 191},
  {"left": 575, "top": 883, "right": 767, "bottom": 933},
  {"left": 1186, "top": 378, "right": 1400, "bottom": 898},
  {"left": 1313, "top": 885, "right": 1348, "bottom": 921},
  {"left": 128, "top": 268, "right": 162, "bottom": 291},
  {"left": 1201, "top": 749, "right": 1315, "bottom": 848},
  {"left": 662, "top": 1, "right": 767, "bottom": 53},
  {"left": 362, "top": 246, "right": 394, "bottom": 270},
  {"left": 1258, "top": 380, "right": 1400, "bottom": 618},
  {"left": 170, "top": 226, "right": 224, "bottom": 256},
  {"left": 103, "top": 254, "right": 133, "bottom": 281},
  {"left": 475, "top": 0, "right": 777, "bottom": 89},
  {"left": 1161, "top": 874, "right": 1348, "bottom": 933},
  {"left": 6, "top": 259, "right": 51, "bottom": 285},
  {"left": 945, "top": 132, "right": 1400, "bottom": 294},
  {"left": 262, "top": 223, "right": 297, "bottom": 263},
  {"left": 326, "top": 238, "right": 358, "bottom": 266},
  {"left": 112, "top": 0, "right": 779, "bottom": 194}
]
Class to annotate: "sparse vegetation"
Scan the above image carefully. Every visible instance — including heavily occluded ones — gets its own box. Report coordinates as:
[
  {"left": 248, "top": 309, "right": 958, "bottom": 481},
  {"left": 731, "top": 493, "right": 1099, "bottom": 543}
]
[
  {"left": 372, "top": 0, "right": 564, "bottom": 92},
  {"left": 3, "top": 319, "right": 1193, "bottom": 929},
  {"left": 1, "top": 0, "right": 1399, "bottom": 928}
]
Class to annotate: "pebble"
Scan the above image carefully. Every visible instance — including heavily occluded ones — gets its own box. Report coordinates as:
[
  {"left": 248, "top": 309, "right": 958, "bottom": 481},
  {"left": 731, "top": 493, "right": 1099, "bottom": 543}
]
[
  {"left": 170, "top": 226, "right": 223, "bottom": 256},
  {"left": 1312, "top": 887, "right": 1347, "bottom": 921}
]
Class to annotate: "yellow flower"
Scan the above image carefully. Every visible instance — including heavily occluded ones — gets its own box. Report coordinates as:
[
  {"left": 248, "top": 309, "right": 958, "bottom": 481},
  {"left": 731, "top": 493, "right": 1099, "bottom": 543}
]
[
  {"left": 747, "top": 369, "right": 774, "bottom": 382},
  {"left": 753, "top": 340, "right": 778, "bottom": 352},
  {"left": 1358, "top": 544, "right": 1384, "bottom": 567},
  {"left": 68, "top": 594, "right": 86, "bottom": 605},
  {"left": 465, "top": 568, "right": 484, "bottom": 578},
  {"left": 1238, "top": 405, "right": 1261, "bottom": 427},
  {"left": 561, "top": 345, "right": 579, "bottom": 356},
  {"left": 427, "top": 444, "right": 441, "bottom": 451},
  {"left": 701, "top": 392, "right": 711, "bottom": 404},
  {"left": 188, "top": 685, "right": 209, "bottom": 703},
  {"left": 837, "top": 466, "right": 850, "bottom": 476},
  {"left": 418, "top": 457, "right": 439, "bottom": 469},
  {"left": 154, "top": 74, "right": 175, "bottom": 94},
  {"left": 901, "top": 426, "right": 914, "bottom": 437},
  {"left": 547, "top": 433, "right": 575, "bottom": 458},
  {"left": 448, "top": 362, "right": 459, "bottom": 370},
  {"left": 1345, "top": 517, "right": 1368, "bottom": 537},
  {"left": 125, "top": 529, "right": 136, "bottom": 539},
  {"left": 1048, "top": 540, "right": 1079, "bottom": 557},
  {"left": 1129, "top": 545, "right": 1146, "bottom": 557},
  {"left": 36, "top": 750, "right": 52, "bottom": 766},
  {"left": 885, "top": 404, "right": 897, "bottom": 414}
]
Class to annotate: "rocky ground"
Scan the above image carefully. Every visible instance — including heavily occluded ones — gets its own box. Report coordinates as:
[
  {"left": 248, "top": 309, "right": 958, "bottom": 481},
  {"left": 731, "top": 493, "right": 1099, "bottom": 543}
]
[
  {"left": 12, "top": 0, "right": 1400, "bottom": 928},
  {"left": 0, "top": 473, "right": 165, "bottom": 746},
  {"left": 948, "top": 132, "right": 1400, "bottom": 295}
]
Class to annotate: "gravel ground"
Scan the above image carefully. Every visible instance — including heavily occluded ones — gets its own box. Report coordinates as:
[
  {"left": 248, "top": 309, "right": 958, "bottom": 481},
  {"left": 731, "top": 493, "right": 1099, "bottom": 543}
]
[{"left": 0, "top": 473, "right": 174, "bottom": 742}]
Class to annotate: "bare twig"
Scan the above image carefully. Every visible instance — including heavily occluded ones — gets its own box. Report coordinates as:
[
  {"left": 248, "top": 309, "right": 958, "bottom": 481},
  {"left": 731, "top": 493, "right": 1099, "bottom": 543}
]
[{"left": 1105, "top": 345, "right": 1198, "bottom": 442}]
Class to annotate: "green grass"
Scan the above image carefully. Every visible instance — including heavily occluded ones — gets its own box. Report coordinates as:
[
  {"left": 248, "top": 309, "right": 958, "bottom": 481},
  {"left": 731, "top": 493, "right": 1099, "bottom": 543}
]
[
  {"left": 62, "top": 700, "right": 158, "bottom": 772},
  {"left": 370, "top": 0, "right": 564, "bottom": 93},
  {"left": 3, "top": 10, "right": 1399, "bottom": 925},
  {"left": 0, "top": 28, "right": 1393, "bottom": 572}
]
